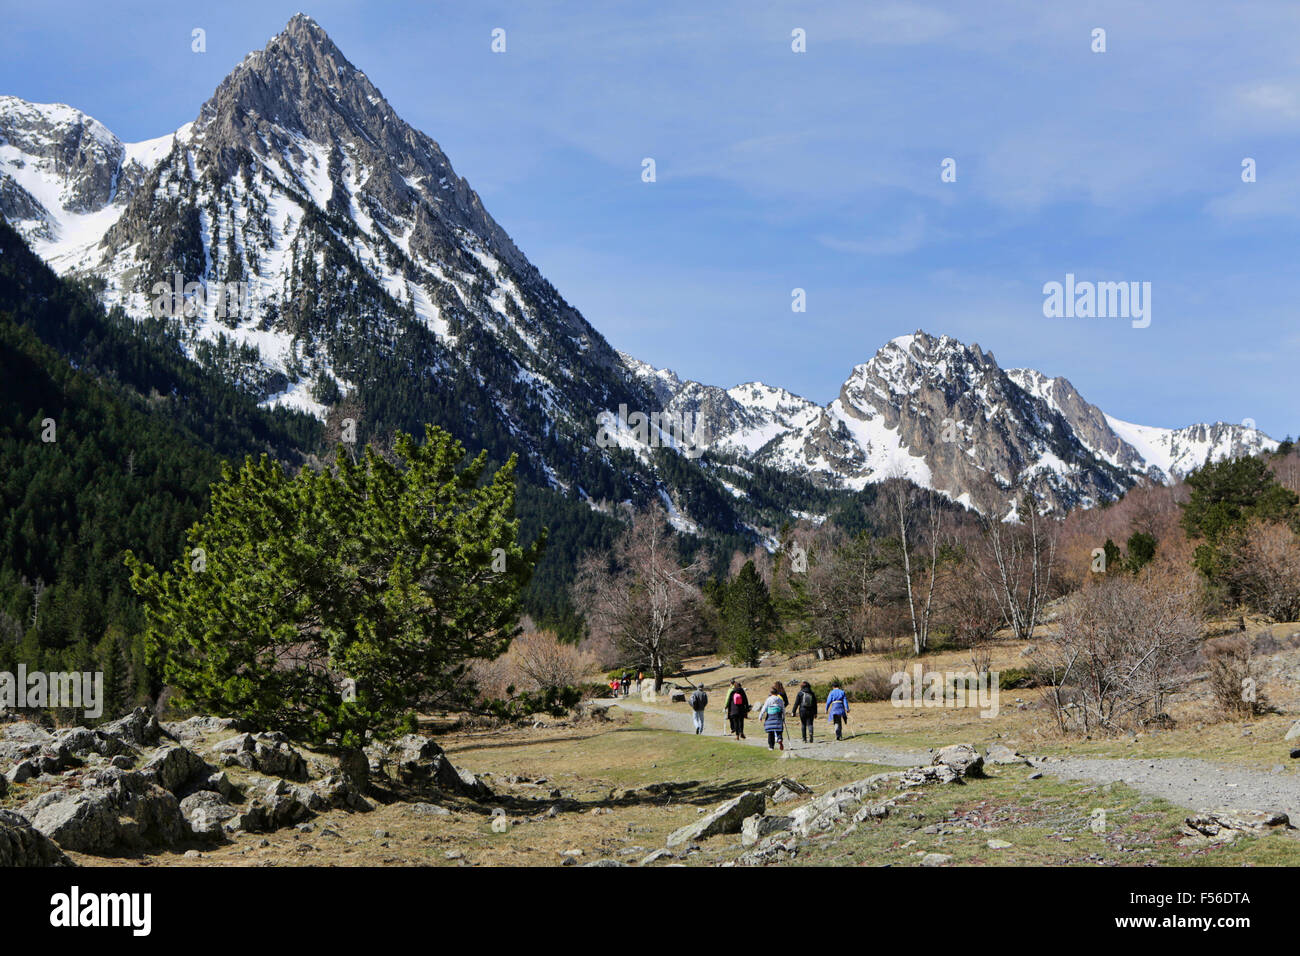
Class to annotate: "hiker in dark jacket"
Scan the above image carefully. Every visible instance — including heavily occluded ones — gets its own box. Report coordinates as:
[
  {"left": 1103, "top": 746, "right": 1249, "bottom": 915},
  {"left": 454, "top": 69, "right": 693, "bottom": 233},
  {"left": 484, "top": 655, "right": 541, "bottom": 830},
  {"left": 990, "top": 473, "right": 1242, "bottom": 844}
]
[
  {"left": 688, "top": 684, "right": 709, "bottom": 734},
  {"left": 726, "top": 680, "right": 749, "bottom": 740},
  {"left": 792, "top": 681, "right": 818, "bottom": 743}
]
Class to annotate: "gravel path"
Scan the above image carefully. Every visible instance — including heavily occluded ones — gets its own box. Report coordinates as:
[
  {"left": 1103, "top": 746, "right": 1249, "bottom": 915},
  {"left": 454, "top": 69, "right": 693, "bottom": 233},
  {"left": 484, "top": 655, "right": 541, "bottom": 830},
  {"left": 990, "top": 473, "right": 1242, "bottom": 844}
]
[
  {"left": 599, "top": 697, "right": 937, "bottom": 767},
  {"left": 1040, "top": 756, "right": 1300, "bottom": 819},
  {"left": 595, "top": 697, "right": 1300, "bottom": 816}
]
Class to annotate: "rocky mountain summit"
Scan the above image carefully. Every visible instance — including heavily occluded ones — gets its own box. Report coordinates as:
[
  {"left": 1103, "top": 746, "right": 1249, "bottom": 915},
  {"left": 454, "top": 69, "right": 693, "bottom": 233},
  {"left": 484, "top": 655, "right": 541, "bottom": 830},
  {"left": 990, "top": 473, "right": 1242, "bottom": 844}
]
[
  {"left": 625, "top": 331, "right": 1277, "bottom": 515},
  {"left": 0, "top": 17, "right": 1277, "bottom": 524}
]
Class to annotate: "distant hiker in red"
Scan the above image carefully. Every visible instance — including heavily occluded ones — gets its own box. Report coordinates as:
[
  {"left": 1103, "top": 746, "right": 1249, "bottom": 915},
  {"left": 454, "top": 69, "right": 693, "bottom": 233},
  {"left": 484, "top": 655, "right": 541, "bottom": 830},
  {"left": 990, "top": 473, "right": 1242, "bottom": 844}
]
[{"left": 726, "top": 680, "right": 749, "bottom": 740}]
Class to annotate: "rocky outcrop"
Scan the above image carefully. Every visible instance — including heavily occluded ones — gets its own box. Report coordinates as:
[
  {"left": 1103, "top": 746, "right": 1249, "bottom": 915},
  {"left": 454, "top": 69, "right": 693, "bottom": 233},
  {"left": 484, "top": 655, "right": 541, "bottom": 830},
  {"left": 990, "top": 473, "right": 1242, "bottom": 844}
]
[
  {"left": 1181, "top": 809, "right": 1293, "bottom": 843},
  {"left": 99, "top": 707, "right": 162, "bottom": 749},
  {"left": 366, "top": 734, "right": 490, "bottom": 798},
  {"left": 931, "top": 743, "right": 984, "bottom": 778},
  {"left": 666, "top": 791, "right": 765, "bottom": 847},
  {"left": 21, "top": 768, "right": 185, "bottom": 853},
  {"left": 984, "top": 744, "right": 1030, "bottom": 766},
  {"left": 741, "top": 813, "right": 793, "bottom": 847},
  {"left": 212, "top": 732, "right": 308, "bottom": 781},
  {"left": 139, "top": 744, "right": 214, "bottom": 795},
  {"left": 179, "top": 791, "right": 238, "bottom": 838},
  {"left": 0, "top": 809, "right": 73, "bottom": 867}
]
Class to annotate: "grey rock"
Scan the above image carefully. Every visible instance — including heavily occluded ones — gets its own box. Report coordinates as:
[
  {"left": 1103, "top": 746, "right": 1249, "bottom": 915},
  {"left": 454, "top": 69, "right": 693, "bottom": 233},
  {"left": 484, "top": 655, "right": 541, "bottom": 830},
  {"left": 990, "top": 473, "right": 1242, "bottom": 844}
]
[
  {"left": 213, "top": 732, "right": 307, "bottom": 781},
  {"left": 666, "top": 791, "right": 765, "bottom": 847},
  {"left": 1284, "top": 721, "right": 1300, "bottom": 742},
  {"left": 179, "top": 790, "right": 236, "bottom": 838},
  {"left": 932, "top": 743, "right": 984, "bottom": 777},
  {"left": 99, "top": 707, "right": 161, "bottom": 748},
  {"left": 920, "top": 852, "right": 952, "bottom": 866},
  {"left": 639, "top": 848, "right": 675, "bottom": 866},
  {"left": 1182, "top": 809, "right": 1293, "bottom": 842},
  {"left": 901, "top": 764, "right": 963, "bottom": 788},
  {"left": 763, "top": 777, "right": 813, "bottom": 801},
  {"left": 310, "top": 773, "right": 371, "bottom": 812},
  {"left": 984, "top": 744, "right": 1030, "bottom": 766},
  {"left": 53, "top": 727, "right": 132, "bottom": 759},
  {"left": 212, "top": 732, "right": 255, "bottom": 755},
  {"left": 789, "top": 772, "right": 902, "bottom": 836},
  {"left": 6, "top": 759, "right": 38, "bottom": 785},
  {"left": 22, "top": 769, "right": 184, "bottom": 852},
  {"left": 853, "top": 799, "right": 894, "bottom": 823},
  {"left": 162, "top": 716, "right": 240, "bottom": 742},
  {"left": 251, "top": 734, "right": 309, "bottom": 781},
  {"left": 0, "top": 809, "right": 74, "bottom": 867},
  {"left": 139, "top": 745, "right": 211, "bottom": 794},
  {"left": 741, "top": 813, "right": 793, "bottom": 847}
]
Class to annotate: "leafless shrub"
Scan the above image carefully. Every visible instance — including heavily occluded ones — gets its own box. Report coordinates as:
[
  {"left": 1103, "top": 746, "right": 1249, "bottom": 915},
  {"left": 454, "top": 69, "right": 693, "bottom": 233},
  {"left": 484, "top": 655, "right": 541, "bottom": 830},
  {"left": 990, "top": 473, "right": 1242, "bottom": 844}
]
[
  {"left": 1221, "top": 521, "right": 1300, "bottom": 622},
  {"left": 1203, "top": 635, "right": 1270, "bottom": 717},
  {"left": 470, "top": 631, "right": 598, "bottom": 700},
  {"left": 1040, "top": 569, "right": 1203, "bottom": 735},
  {"left": 848, "top": 668, "right": 896, "bottom": 702}
]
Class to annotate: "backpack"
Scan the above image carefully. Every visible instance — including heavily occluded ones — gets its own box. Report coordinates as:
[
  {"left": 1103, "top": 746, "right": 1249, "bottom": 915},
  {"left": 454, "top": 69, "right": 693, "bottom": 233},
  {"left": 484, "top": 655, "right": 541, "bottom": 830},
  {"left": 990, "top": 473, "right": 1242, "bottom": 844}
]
[
  {"left": 732, "top": 692, "right": 743, "bottom": 708},
  {"left": 765, "top": 702, "right": 781, "bottom": 716},
  {"left": 690, "top": 691, "right": 707, "bottom": 711}
]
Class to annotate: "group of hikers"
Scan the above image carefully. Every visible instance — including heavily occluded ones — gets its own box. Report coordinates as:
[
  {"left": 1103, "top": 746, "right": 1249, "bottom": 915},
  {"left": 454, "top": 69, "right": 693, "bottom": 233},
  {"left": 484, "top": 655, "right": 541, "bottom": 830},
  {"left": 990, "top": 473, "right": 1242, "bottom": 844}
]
[
  {"left": 606, "top": 672, "right": 643, "bottom": 697},
  {"left": 686, "top": 679, "right": 851, "bottom": 749}
]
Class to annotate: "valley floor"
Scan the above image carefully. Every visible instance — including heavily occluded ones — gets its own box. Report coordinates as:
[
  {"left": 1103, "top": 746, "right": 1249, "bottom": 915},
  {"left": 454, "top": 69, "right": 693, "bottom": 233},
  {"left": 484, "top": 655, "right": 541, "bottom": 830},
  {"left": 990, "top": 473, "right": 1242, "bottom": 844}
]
[{"left": 43, "top": 623, "right": 1300, "bottom": 868}]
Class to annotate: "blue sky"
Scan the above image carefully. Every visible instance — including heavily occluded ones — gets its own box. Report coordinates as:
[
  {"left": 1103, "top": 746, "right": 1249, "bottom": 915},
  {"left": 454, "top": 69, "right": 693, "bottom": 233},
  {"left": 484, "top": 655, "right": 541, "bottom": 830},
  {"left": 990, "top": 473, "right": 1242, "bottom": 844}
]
[{"left": 3, "top": 1, "right": 1298, "bottom": 437}]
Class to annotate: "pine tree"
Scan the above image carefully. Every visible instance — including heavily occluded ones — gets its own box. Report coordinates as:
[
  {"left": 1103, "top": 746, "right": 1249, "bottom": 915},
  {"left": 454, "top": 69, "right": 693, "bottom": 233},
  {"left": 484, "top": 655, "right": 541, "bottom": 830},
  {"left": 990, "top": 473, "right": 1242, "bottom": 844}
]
[
  {"left": 126, "top": 425, "right": 544, "bottom": 764},
  {"left": 722, "top": 560, "right": 776, "bottom": 667},
  {"left": 1182, "top": 456, "right": 1298, "bottom": 586}
]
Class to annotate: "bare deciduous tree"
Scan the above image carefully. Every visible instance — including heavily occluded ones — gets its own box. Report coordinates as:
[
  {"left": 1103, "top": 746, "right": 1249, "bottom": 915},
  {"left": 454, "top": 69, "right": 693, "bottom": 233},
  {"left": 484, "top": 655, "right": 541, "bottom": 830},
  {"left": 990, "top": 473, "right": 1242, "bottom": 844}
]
[
  {"left": 883, "top": 476, "right": 945, "bottom": 655},
  {"left": 975, "top": 492, "right": 1058, "bottom": 644},
  {"left": 572, "top": 508, "right": 706, "bottom": 691}
]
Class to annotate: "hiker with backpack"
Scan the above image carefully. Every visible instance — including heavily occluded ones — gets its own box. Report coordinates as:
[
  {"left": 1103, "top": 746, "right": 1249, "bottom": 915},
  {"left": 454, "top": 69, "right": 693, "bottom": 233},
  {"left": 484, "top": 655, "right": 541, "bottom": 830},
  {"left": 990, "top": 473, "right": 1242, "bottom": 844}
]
[
  {"left": 688, "top": 684, "right": 709, "bottom": 734},
  {"left": 726, "top": 680, "right": 749, "bottom": 740},
  {"left": 826, "top": 680, "right": 850, "bottom": 740},
  {"left": 761, "top": 683, "right": 787, "bottom": 751},
  {"left": 772, "top": 680, "right": 789, "bottom": 707},
  {"left": 792, "top": 681, "right": 818, "bottom": 743}
]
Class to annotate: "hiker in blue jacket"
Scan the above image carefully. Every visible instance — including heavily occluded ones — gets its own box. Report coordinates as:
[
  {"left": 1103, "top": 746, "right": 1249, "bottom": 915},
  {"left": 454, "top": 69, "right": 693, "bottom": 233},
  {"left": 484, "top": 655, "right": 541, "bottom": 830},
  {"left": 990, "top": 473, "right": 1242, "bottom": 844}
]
[{"left": 825, "top": 680, "right": 849, "bottom": 740}]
